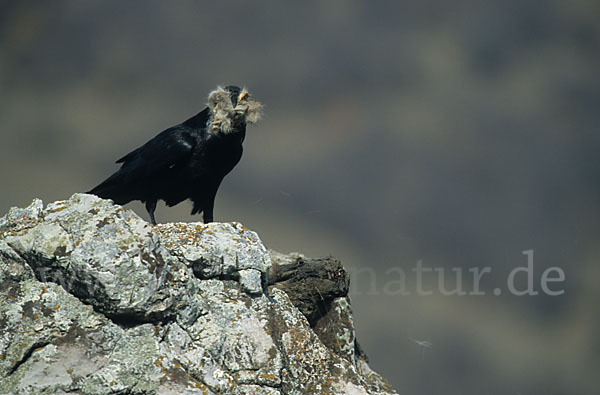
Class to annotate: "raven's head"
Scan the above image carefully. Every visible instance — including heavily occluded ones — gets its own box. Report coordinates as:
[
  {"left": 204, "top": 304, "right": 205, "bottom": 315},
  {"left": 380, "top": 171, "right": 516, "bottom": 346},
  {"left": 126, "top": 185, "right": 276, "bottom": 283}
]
[{"left": 207, "top": 85, "right": 262, "bottom": 134}]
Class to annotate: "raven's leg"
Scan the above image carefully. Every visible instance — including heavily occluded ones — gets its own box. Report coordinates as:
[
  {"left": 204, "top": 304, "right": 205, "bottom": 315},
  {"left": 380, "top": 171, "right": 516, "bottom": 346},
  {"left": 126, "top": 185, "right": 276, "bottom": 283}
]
[
  {"left": 201, "top": 182, "right": 222, "bottom": 223},
  {"left": 202, "top": 202, "right": 214, "bottom": 223},
  {"left": 145, "top": 200, "right": 157, "bottom": 225}
]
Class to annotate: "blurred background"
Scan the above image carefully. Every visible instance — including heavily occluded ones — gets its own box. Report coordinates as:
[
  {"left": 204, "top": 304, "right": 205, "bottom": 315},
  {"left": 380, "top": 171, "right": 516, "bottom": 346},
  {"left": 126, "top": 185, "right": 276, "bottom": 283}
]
[{"left": 1, "top": 1, "right": 599, "bottom": 393}]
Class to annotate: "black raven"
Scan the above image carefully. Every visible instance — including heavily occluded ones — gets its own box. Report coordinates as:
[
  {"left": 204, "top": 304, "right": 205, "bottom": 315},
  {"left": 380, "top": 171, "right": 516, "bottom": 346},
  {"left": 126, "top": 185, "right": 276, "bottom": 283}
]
[{"left": 88, "top": 85, "right": 262, "bottom": 225}]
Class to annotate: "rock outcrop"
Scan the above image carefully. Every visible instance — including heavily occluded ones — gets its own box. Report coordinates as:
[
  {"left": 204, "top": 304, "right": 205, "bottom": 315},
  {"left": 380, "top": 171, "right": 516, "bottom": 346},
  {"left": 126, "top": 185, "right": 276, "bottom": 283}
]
[{"left": 0, "top": 194, "right": 396, "bottom": 394}]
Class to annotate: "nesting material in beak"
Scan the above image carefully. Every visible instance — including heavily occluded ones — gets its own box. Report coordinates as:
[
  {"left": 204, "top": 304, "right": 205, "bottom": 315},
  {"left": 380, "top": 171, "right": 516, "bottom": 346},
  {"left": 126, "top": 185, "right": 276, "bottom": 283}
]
[{"left": 207, "top": 87, "right": 263, "bottom": 134}]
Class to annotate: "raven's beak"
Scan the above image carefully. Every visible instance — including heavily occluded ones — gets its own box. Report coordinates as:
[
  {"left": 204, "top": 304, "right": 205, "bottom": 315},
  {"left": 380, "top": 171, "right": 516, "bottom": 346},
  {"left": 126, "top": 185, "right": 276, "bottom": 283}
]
[{"left": 238, "top": 91, "right": 249, "bottom": 102}]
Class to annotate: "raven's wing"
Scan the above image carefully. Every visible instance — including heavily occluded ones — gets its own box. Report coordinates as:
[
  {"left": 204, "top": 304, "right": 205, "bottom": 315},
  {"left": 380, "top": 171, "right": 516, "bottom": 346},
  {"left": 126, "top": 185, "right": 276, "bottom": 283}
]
[
  {"left": 117, "top": 106, "right": 210, "bottom": 170},
  {"left": 119, "top": 126, "right": 197, "bottom": 172},
  {"left": 88, "top": 125, "right": 198, "bottom": 203}
]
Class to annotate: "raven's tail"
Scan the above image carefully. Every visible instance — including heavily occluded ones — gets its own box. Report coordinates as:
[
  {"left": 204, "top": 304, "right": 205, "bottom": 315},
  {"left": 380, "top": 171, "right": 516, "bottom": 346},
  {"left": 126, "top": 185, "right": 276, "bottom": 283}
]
[{"left": 88, "top": 172, "right": 131, "bottom": 205}]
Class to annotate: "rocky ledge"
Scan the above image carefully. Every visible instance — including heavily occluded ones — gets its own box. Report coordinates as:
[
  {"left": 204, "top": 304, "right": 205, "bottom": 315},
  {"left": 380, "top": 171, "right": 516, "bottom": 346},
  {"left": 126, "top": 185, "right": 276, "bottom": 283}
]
[{"left": 0, "top": 194, "right": 396, "bottom": 394}]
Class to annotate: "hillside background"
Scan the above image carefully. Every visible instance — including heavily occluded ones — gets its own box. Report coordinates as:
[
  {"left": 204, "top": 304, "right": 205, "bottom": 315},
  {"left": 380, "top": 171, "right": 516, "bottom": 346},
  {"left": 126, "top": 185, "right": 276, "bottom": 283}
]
[{"left": 1, "top": 1, "right": 598, "bottom": 393}]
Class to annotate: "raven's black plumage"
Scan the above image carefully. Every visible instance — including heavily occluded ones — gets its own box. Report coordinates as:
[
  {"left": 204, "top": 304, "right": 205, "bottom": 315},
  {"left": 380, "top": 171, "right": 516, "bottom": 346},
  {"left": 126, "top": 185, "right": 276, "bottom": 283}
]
[{"left": 88, "top": 85, "right": 262, "bottom": 225}]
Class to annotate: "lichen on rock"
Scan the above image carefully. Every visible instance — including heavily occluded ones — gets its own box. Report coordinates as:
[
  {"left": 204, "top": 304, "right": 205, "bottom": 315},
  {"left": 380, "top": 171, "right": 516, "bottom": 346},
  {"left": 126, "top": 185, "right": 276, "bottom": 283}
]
[{"left": 0, "top": 194, "right": 397, "bottom": 394}]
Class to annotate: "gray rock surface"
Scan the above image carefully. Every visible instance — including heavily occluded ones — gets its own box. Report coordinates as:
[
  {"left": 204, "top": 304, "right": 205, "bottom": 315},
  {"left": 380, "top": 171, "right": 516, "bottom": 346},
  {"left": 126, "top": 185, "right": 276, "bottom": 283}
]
[{"left": 0, "top": 194, "right": 397, "bottom": 394}]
